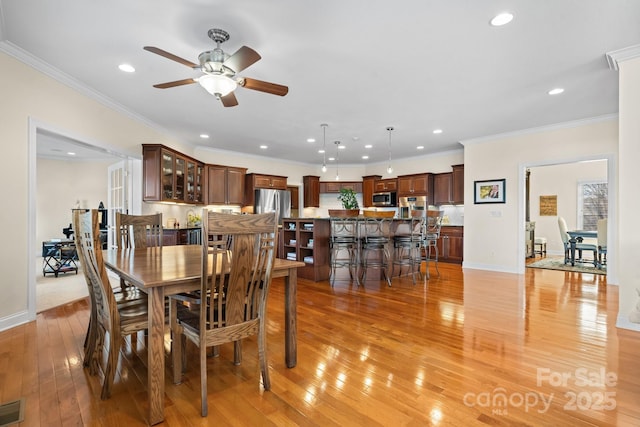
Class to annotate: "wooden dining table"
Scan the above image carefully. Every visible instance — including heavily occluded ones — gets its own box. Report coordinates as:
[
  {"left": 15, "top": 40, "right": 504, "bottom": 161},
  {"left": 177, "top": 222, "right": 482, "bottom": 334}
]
[{"left": 103, "top": 245, "right": 305, "bottom": 425}]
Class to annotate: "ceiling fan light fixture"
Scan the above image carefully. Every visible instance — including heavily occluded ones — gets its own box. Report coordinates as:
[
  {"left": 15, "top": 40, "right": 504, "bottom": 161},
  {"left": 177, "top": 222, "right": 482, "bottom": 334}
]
[{"left": 198, "top": 74, "right": 237, "bottom": 97}]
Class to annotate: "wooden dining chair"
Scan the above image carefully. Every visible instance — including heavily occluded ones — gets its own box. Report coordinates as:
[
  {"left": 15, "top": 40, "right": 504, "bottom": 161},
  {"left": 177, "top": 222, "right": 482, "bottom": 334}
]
[
  {"left": 74, "top": 209, "right": 149, "bottom": 399},
  {"left": 115, "top": 212, "right": 162, "bottom": 290},
  {"left": 171, "top": 210, "right": 278, "bottom": 417}
]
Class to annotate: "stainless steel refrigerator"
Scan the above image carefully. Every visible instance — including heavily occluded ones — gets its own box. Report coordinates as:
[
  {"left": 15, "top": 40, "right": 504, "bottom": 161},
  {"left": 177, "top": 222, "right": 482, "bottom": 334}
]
[{"left": 254, "top": 189, "right": 291, "bottom": 224}]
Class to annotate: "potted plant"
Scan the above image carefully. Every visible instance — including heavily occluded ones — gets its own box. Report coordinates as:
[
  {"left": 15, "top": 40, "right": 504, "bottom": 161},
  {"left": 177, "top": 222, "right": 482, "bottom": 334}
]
[{"left": 329, "top": 188, "right": 360, "bottom": 217}]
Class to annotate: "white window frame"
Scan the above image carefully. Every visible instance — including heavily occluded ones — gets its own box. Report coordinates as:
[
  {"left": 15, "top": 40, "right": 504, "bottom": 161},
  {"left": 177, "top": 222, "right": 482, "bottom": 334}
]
[{"left": 577, "top": 180, "right": 608, "bottom": 230}]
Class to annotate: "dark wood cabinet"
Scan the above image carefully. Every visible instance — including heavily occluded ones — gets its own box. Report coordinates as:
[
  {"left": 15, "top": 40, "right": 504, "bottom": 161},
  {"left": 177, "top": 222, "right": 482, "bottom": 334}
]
[
  {"left": 250, "top": 174, "right": 287, "bottom": 190},
  {"left": 142, "top": 144, "right": 204, "bottom": 204},
  {"left": 362, "top": 175, "right": 381, "bottom": 207},
  {"left": 288, "top": 185, "right": 300, "bottom": 210},
  {"left": 281, "top": 218, "right": 330, "bottom": 281},
  {"left": 397, "top": 173, "right": 433, "bottom": 202},
  {"left": 433, "top": 172, "right": 453, "bottom": 205},
  {"left": 319, "top": 181, "right": 363, "bottom": 193},
  {"left": 245, "top": 173, "right": 288, "bottom": 207},
  {"left": 205, "top": 165, "right": 247, "bottom": 205},
  {"left": 452, "top": 164, "right": 464, "bottom": 204},
  {"left": 436, "top": 226, "right": 463, "bottom": 263},
  {"left": 303, "top": 176, "right": 320, "bottom": 207},
  {"left": 374, "top": 178, "right": 397, "bottom": 192}
]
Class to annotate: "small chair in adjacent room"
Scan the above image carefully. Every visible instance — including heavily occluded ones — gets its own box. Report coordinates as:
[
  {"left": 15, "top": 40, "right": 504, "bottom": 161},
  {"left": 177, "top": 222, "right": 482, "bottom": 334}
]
[
  {"left": 597, "top": 218, "right": 607, "bottom": 269},
  {"left": 329, "top": 217, "right": 360, "bottom": 286},
  {"left": 557, "top": 216, "right": 597, "bottom": 266},
  {"left": 171, "top": 211, "right": 278, "bottom": 417},
  {"left": 358, "top": 217, "right": 392, "bottom": 286},
  {"left": 534, "top": 237, "right": 547, "bottom": 257},
  {"left": 391, "top": 214, "right": 424, "bottom": 285}
]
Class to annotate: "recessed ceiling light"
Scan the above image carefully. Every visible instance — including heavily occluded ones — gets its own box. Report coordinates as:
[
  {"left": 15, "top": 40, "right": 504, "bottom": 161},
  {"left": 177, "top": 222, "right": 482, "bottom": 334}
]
[
  {"left": 318, "top": 149, "right": 325, "bottom": 154},
  {"left": 338, "top": 145, "right": 345, "bottom": 150},
  {"left": 362, "top": 155, "right": 369, "bottom": 159},
  {"left": 417, "top": 146, "right": 424, "bottom": 150},
  {"left": 260, "top": 145, "right": 268, "bottom": 149},
  {"left": 307, "top": 138, "right": 315, "bottom": 143},
  {"left": 200, "top": 134, "right": 210, "bottom": 139},
  {"left": 67, "top": 152, "right": 76, "bottom": 156},
  {"left": 490, "top": 12, "right": 513, "bottom": 26},
  {"left": 328, "top": 157, "right": 335, "bottom": 161},
  {"left": 118, "top": 63, "right": 135, "bottom": 73},
  {"left": 433, "top": 129, "right": 443, "bottom": 134},
  {"left": 548, "top": 88, "right": 565, "bottom": 95},
  {"left": 364, "top": 144, "right": 372, "bottom": 149}
]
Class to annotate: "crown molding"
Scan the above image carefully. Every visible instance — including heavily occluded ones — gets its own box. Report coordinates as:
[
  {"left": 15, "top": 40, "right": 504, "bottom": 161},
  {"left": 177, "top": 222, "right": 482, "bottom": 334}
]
[
  {"left": 460, "top": 114, "right": 618, "bottom": 146},
  {"left": 606, "top": 44, "right": 640, "bottom": 71},
  {"left": 0, "top": 40, "right": 170, "bottom": 136}
]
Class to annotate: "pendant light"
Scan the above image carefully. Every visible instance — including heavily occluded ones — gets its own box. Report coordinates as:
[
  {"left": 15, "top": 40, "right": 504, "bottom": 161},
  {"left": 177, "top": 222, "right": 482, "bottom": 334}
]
[
  {"left": 334, "top": 140, "right": 341, "bottom": 181},
  {"left": 321, "top": 123, "right": 328, "bottom": 173},
  {"left": 386, "top": 126, "right": 394, "bottom": 174}
]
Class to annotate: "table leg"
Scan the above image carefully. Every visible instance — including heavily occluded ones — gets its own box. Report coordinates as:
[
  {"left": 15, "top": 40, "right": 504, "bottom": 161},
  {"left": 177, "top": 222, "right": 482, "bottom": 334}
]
[
  {"left": 284, "top": 268, "right": 297, "bottom": 368},
  {"left": 148, "top": 287, "right": 165, "bottom": 425}
]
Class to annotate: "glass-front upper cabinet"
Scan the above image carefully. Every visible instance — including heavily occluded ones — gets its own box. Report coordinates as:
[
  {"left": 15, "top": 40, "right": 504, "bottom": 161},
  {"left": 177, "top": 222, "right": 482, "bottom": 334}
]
[
  {"left": 162, "top": 150, "right": 174, "bottom": 199},
  {"left": 185, "top": 160, "right": 205, "bottom": 203},
  {"left": 143, "top": 144, "right": 206, "bottom": 204},
  {"left": 174, "top": 156, "right": 186, "bottom": 201}
]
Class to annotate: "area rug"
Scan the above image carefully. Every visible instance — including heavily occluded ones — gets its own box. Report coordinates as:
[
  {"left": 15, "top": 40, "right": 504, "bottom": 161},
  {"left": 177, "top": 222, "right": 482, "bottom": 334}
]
[{"left": 527, "top": 257, "right": 606, "bottom": 275}]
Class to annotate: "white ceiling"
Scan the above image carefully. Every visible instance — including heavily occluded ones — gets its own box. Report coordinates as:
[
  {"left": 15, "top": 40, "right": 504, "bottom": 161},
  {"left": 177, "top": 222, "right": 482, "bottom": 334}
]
[{"left": 2, "top": 1, "right": 639, "bottom": 164}]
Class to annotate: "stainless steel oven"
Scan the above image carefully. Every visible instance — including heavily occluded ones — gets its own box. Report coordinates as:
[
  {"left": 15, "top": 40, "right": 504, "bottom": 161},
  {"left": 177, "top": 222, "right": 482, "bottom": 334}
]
[
  {"left": 372, "top": 192, "right": 397, "bottom": 207},
  {"left": 399, "top": 196, "right": 427, "bottom": 218}
]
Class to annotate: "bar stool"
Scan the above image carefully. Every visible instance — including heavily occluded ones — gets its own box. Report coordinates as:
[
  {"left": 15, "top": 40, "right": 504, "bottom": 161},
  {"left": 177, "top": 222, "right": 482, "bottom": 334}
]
[
  {"left": 418, "top": 210, "right": 444, "bottom": 279},
  {"left": 359, "top": 217, "right": 392, "bottom": 286},
  {"left": 391, "top": 215, "right": 423, "bottom": 285},
  {"left": 329, "top": 217, "right": 360, "bottom": 286}
]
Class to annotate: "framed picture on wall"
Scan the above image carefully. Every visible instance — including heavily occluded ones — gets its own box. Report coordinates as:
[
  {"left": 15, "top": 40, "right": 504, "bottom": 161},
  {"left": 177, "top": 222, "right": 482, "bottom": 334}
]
[{"left": 474, "top": 179, "right": 506, "bottom": 204}]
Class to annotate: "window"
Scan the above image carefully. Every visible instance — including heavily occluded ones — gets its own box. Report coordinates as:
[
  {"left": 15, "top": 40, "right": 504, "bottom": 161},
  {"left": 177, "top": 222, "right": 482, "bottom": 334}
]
[{"left": 577, "top": 181, "right": 607, "bottom": 230}]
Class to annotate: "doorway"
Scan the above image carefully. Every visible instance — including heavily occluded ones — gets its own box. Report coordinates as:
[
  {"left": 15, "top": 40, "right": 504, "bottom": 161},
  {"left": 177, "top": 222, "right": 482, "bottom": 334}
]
[
  {"left": 29, "top": 121, "right": 141, "bottom": 314},
  {"left": 518, "top": 154, "right": 616, "bottom": 282}
]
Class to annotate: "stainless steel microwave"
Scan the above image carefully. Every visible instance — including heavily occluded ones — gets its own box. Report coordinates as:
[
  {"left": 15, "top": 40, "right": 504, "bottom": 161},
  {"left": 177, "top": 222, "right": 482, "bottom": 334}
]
[{"left": 372, "top": 192, "right": 397, "bottom": 207}]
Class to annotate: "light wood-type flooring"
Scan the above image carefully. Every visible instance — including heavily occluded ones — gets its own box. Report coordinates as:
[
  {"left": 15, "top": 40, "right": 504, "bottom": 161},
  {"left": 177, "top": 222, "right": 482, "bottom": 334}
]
[{"left": 1, "top": 262, "right": 639, "bottom": 426}]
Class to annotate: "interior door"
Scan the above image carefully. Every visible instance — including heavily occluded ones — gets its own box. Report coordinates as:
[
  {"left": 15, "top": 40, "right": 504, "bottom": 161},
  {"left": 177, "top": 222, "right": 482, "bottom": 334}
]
[{"left": 107, "top": 160, "right": 129, "bottom": 248}]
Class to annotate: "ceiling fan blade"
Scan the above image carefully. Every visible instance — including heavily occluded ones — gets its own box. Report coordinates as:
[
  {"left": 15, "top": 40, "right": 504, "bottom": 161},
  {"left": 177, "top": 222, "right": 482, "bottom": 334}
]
[
  {"left": 144, "top": 46, "right": 199, "bottom": 68},
  {"left": 220, "top": 92, "right": 239, "bottom": 107},
  {"left": 153, "top": 78, "right": 197, "bottom": 89},
  {"left": 223, "top": 46, "right": 261, "bottom": 73},
  {"left": 240, "top": 78, "right": 289, "bottom": 96}
]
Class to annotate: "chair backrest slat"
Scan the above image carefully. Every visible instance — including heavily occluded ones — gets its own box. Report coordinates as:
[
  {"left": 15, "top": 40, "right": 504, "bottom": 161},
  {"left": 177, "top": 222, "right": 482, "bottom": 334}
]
[
  {"left": 201, "top": 211, "right": 277, "bottom": 334},
  {"left": 115, "top": 212, "right": 163, "bottom": 249}
]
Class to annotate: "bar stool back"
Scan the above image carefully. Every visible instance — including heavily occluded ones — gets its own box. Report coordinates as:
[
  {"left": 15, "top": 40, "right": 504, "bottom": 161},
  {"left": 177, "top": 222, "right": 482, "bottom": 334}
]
[
  {"left": 329, "top": 217, "right": 360, "bottom": 286},
  {"left": 419, "top": 210, "right": 444, "bottom": 279},
  {"left": 391, "top": 215, "right": 424, "bottom": 285},
  {"left": 359, "top": 217, "right": 392, "bottom": 286}
]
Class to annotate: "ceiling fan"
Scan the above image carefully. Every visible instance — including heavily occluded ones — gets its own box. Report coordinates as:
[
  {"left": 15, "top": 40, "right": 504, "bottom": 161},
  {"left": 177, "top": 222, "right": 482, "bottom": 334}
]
[{"left": 144, "top": 28, "right": 288, "bottom": 107}]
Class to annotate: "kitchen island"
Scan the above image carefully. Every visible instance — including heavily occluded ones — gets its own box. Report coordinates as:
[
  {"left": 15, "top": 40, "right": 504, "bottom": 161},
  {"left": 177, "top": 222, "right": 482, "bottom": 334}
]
[{"left": 282, "top": 217, "right": 463, "bottom": 282}]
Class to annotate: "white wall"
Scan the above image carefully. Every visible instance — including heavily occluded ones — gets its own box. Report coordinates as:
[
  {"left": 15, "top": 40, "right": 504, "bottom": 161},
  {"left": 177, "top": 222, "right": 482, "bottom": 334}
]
[
  {"left": 529, "top": 160, "right": 607, "bottom": 255},
  {"left": 36, "top": 158, "right": 111, "bottom": 246},
  {"left": 617, "top": 56, "right": 640, "bottom": 329}
]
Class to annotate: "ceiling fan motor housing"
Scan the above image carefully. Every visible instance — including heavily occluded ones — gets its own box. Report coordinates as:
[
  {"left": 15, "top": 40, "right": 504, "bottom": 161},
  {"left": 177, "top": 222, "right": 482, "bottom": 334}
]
[{"left": 198, "top": 49, "right": 231, "bottom": 74}]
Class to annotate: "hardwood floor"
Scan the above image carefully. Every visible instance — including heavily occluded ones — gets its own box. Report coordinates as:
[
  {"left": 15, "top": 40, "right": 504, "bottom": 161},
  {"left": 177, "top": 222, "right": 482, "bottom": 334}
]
[{"left": 2, "top": 263, "right": 639, "bottom": 426}]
